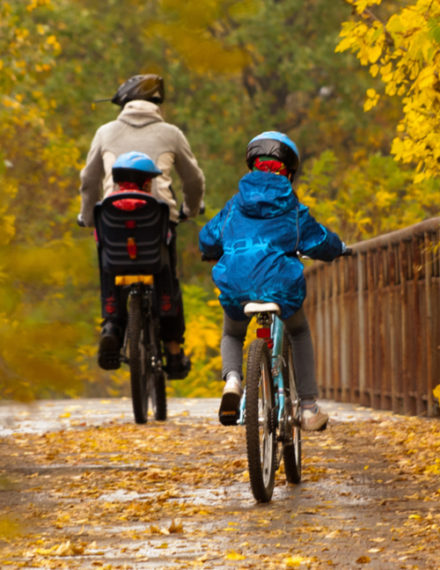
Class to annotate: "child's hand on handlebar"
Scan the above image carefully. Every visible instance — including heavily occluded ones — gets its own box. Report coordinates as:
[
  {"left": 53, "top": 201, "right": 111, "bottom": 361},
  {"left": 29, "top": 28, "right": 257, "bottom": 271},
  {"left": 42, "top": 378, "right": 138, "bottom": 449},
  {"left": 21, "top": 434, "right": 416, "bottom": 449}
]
[{"left": 341, "top": 243, "right": 353, "bottom": 256}]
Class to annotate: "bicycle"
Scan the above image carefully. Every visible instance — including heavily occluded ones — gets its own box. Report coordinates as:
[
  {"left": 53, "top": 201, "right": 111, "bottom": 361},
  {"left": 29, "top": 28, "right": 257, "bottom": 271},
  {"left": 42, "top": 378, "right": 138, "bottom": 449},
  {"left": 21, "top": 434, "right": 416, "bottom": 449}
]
[
  {"left": 238, "top": 301, "right": 301, "bottom": 503},
  {"left": 118, "top": 274, "right": 166, "bottom": 424},
  {"left": 94, "top": 192, "right": 172, "bottom": 424},
  {"left": 238, "top": 249, "right": 352, "bottom": 502}
]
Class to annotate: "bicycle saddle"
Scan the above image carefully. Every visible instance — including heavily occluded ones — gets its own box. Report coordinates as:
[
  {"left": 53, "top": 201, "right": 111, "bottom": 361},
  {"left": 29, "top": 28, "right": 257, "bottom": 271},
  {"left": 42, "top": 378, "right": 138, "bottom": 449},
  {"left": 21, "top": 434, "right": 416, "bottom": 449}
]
[{"left": 244, "top": 302, "right": 281, "bottom": 316}]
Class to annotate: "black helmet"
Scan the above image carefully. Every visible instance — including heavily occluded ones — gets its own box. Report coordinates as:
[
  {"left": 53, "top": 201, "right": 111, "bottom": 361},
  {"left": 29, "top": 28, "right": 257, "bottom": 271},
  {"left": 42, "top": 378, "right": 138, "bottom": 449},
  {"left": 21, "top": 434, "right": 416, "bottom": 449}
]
[
  {"left": 246, "top": 131, "right": 300, "bottom": 175},
  {"left": 111, "top": 74, "right": 165, "bottom": 107}
]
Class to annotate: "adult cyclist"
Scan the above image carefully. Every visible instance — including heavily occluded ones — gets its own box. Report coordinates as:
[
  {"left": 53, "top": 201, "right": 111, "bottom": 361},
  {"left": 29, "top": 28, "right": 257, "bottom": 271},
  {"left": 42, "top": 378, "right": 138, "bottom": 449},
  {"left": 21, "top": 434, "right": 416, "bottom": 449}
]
[{"left": 78, "top": 74, "right": 205, "bottom": 379}]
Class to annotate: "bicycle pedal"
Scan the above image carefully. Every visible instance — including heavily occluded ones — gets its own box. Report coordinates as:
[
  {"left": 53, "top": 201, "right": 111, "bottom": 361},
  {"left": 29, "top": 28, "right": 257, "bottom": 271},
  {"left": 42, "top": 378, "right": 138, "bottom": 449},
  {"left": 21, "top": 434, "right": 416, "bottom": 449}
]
[
  {"left": 219, "top": 392, "right": 241, "bottom": 426},
  {"left": 219, "top": 410, "right": 239, "bottom": 426},
  {"left": 98, "top": 354, "right": 121, "bottom": 370}
]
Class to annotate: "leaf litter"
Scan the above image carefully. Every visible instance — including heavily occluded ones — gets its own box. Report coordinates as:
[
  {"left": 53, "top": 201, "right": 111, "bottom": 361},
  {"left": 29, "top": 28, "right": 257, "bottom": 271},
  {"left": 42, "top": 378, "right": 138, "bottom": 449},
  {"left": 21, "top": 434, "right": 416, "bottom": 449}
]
[{"left": 0, "top": 405, "right": 439, "bottom": 568}]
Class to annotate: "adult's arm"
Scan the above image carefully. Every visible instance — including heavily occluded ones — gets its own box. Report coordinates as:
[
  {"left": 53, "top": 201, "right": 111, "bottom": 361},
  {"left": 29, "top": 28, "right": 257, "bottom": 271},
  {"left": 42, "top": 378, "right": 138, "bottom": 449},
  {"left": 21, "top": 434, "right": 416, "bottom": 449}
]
[
  {"left": 79, "top": 129, "right": 105, "bottom": 227},
  {"left": 173, "top": 128, "right": 205, "bottom": 218}
]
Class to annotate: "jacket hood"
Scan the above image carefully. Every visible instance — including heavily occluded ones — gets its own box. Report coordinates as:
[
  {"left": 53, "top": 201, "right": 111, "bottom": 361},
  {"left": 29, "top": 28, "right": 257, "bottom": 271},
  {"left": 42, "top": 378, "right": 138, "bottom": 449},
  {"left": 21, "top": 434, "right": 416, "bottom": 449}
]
[
  {"left": 237, "top": 170, "right": 298, "bottom": 218},
  {"left": 117, "top": 100, "right": 164, "bottom": 128}
]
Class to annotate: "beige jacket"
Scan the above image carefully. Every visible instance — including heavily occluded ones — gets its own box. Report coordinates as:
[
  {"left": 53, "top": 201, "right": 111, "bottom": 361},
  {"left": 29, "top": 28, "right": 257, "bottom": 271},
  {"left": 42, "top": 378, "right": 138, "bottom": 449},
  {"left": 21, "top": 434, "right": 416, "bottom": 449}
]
[{"left": 79, "top": 100, "right": 205, "bottom": 225}]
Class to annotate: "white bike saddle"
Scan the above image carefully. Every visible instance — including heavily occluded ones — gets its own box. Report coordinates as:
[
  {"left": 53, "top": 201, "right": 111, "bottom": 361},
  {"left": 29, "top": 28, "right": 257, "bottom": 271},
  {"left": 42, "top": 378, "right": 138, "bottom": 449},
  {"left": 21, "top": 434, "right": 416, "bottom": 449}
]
[{"left": 244, "top": 302, "right": 281, "bottom": 317}]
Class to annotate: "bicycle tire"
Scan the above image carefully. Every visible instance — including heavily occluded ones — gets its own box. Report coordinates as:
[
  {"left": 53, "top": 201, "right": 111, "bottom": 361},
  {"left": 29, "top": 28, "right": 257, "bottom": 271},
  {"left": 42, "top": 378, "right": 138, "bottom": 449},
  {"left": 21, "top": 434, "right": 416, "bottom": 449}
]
[
  {"left": 128, "top": 292, "right": 148, "bottom": 424},
  {"left": 245, "top": 339, "right": 276, "bottom": 503},
  {"left": 282, "top": 332, "right": 302, "bottom": 484},
  {"left": 145, "top": 306, "right": 167, "bottom": 421},
  {"left": 145, "top": 316, "right": 167, "bottom": 421},
  {"left": 152, "top": 370, "right": 167, "bottom": 421}
]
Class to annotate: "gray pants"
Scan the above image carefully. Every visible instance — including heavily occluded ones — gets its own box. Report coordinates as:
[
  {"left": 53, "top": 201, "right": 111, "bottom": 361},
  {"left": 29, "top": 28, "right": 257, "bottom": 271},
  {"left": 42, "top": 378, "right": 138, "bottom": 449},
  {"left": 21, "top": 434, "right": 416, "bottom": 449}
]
[{"left": 221, "top": 307, "right": 318, "bottom": 400}]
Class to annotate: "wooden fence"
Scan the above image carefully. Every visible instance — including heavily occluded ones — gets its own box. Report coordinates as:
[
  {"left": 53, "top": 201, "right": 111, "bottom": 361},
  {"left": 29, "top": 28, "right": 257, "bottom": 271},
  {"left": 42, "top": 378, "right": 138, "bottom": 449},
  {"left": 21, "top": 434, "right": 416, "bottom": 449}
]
[{"left": 304, "top": 218, "right": 440, "bottom": 416}]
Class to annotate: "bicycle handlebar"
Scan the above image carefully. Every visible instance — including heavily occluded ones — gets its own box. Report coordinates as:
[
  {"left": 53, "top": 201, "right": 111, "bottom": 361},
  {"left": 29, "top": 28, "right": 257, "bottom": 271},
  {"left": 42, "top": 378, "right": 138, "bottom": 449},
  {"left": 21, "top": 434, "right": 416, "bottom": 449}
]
[
  {"left": 201, "top": 253, "right": 220, "bottom": 262},
  {"left": 201, "top": 247, "right": 353, "bottom": 263}
]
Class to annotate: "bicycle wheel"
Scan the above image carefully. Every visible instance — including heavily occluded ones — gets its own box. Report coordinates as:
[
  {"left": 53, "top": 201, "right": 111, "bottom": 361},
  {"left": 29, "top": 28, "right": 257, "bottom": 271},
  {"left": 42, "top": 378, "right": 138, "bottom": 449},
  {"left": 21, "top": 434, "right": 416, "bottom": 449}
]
[
  {"left": 145, "top": 317, "right": 167, "bottom": 421},
  {"left": 282, "top": 332, "right": 302, "bottom": 484},
  {"left": 245, "top": 339, "right": 276, "bottom": 503},
  {"left": 128, "top": 292, "right": 148, "bottom": 424}
]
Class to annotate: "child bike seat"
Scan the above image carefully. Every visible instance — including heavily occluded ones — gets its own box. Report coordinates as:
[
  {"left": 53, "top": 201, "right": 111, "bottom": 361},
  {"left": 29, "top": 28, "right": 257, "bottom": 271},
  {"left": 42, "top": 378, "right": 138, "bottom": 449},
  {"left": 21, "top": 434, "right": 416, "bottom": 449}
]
[
  {"left": 244, "top": 302, "right": 281, "bottom": 316},
  {"left": 94, "top": 192, "right": 170, "bottom": 276}
]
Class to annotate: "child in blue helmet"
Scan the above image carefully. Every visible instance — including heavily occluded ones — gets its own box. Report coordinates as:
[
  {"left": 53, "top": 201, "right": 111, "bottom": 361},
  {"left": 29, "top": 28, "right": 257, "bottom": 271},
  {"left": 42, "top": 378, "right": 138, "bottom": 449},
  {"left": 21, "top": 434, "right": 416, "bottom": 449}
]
[
  {"left": 199, "top": 132, "right": 346, "bottom": 430},
  {"left": 97, "top": 151, "right": 191, "bottom": 379}
]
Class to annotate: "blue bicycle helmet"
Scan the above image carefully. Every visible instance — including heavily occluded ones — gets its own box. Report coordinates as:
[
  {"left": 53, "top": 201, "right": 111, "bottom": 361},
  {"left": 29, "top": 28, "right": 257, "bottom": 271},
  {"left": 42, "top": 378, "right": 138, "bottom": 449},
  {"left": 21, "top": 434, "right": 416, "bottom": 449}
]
[
  {"left": 246, "top": 131, "right": 300, "bottom": 175},
  {"left": 112, "top": 151, "right": 162, "bottom": 188}
]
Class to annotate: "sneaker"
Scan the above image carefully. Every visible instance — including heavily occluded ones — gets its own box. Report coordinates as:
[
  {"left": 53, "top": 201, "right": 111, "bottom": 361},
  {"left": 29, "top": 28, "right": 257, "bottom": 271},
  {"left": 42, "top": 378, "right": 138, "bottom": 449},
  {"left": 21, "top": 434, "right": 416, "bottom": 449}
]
[
  {"left": 98, "top": 321, "right": 122, "bottom": 370},
  {"left": 300, "top": 402, "right": 328, "bottom": 431},
  {"left": 219, "top": 373, "right": 243, "bottom": 426},
  {"left": 164, "top": 350, "right": 191, "bottom": 380}
]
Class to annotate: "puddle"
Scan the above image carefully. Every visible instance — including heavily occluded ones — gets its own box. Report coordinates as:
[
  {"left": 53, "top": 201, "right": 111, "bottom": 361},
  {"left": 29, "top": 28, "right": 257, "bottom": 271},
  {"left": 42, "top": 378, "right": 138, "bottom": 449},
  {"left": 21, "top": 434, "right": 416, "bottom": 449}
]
[
  {"left": 0, "top": 398, "right": 396, "bottom": 437},
  {"left": 99, "top": 489, "right": 143, "bottom": 502}
]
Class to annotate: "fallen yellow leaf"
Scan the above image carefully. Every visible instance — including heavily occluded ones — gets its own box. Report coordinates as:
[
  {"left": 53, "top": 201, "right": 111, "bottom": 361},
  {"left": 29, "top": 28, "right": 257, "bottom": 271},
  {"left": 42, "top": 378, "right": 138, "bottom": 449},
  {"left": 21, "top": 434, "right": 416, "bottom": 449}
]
[
  {"left": 225, "top": 551, "right": 246, "bottom": 561},
  {"left": 283, "top": 555, "right": 306, "bottom": 567},
  {"left": 168, "top": 519, "right": 183, "bottom": 533}
]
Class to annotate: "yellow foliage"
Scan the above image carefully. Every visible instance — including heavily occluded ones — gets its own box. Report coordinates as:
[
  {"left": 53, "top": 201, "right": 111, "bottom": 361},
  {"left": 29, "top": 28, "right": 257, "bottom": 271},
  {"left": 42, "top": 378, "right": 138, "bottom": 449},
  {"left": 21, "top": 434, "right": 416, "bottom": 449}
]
[
  {"left": 27, "top": 0, "right": 52, "bottom": 12},
  {"left": 337, "top": 0, "right": 440, "bottom": 180},
  {"left": 185, "top": 316, "right": 221, "bottom": 360},
  {"left": 147, "top": 0, "right": 254, "bottom": 74},
  {"left": 0, "top": 319, "right": 84, "bottom": 400},
  {"left": 364, "top": 88, "right": 379, "bottom": 111}
]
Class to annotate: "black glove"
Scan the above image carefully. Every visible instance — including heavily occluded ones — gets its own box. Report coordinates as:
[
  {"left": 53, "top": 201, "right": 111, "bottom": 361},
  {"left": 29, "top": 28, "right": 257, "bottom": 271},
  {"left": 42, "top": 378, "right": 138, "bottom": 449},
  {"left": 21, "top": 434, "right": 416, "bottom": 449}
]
[
  {"left": 201, "top": 253, "right": 221, "bottom": 262},
  {"left": 178, "top": 204, "right": 189, "bottom": 222}
]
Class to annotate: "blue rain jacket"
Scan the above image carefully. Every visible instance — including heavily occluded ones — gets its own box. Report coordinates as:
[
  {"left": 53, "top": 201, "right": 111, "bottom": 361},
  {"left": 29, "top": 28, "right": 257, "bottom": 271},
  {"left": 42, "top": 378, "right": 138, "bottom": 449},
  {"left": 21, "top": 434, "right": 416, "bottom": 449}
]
[{"left": 199, "top": 170, "right": 344, "bottom": 320}]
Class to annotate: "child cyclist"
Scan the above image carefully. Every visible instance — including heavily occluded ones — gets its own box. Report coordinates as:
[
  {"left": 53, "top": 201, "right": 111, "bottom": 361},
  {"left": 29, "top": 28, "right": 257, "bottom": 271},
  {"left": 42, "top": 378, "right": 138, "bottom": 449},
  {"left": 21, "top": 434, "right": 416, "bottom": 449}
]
[
  {"left": 97, "top": 151, "right": 190, "bottom": 379},
  {"left": 199, "top": 131, "right": 347, "bottom": 430}
]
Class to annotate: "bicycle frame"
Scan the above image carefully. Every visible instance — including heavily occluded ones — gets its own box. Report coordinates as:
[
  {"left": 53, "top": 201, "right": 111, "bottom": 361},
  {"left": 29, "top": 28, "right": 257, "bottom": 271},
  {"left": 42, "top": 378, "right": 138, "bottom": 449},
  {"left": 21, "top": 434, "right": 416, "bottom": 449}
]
[{"left": 238, "top": 312, "right": 286, "bottom": 425}]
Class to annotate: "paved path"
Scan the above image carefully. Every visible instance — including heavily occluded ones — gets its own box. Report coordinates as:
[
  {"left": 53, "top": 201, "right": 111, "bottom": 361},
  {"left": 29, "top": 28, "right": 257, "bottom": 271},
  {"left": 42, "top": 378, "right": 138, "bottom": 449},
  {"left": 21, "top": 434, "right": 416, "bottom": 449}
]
[
  {"left": 0, "top": 397, "right": 394, "bottom": 436},
  {"left": 0, "top": 398, "right": 438, "bottom": 569}
]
